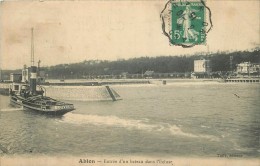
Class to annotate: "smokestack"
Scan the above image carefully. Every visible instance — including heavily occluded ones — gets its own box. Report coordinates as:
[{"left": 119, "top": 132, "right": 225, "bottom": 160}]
[{"left": 30, "top": 66, "right": 37, "bottom": 94}]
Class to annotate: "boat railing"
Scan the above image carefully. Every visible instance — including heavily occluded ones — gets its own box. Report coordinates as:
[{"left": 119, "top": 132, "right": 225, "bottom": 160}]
[{"left": 23, "top": 95, "right": 43, "bottom": 102}]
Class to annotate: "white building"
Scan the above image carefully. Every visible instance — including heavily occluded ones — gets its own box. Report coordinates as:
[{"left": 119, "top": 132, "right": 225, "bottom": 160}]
[
  {"left": 194, "top": 59, "right": 212, "bottom": 73},
  {"left": 10, "top": 73, "right": 22, "bottom": 82},
  {"left": 236, "top": 62, "right": 260, "bottom": 76}
]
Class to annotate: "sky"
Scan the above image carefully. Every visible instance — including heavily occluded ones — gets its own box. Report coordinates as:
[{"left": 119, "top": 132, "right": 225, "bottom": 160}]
[{"left": 0, "top": 0, "right": 259, "bottom": 69}]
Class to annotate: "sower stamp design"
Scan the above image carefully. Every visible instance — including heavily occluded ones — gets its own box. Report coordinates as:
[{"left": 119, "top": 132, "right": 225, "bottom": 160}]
[{"left": 161, "top": 0, "right": 212, "bottom": 47}]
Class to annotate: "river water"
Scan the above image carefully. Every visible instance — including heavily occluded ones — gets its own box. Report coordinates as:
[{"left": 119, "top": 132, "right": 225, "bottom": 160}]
[{"left": 0, "top": 82, "right": 259, "bottom": 157}]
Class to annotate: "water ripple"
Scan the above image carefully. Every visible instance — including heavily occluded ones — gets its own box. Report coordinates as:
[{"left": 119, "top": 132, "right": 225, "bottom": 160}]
[{"left": 61, "top": 113, "right": 219, "bottom": 141}]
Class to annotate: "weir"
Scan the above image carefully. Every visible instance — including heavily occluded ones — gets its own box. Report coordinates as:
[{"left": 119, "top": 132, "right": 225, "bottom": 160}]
[
  {"left": 105, "top": 86, "right": 116, "bottom": 101},
  {"left": 225, "top": 78, "right": 260, "bottom": 83},
  {"left": 43, "top": 85, "right": 122, "bottom": 101}
]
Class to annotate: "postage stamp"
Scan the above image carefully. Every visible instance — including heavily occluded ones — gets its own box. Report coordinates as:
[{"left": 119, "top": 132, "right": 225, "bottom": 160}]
[{"left": 161, "top": 0, "right": 212, "bottom": 47}]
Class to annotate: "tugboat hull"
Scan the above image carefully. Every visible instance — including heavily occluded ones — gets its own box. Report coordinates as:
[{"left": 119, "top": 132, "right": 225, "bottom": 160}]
[
  {"left": 10, "top": 94, "right": 74, "bottom": 116},
  {"left": 22, "top": 106, "right": 73, "bottom": 116}
]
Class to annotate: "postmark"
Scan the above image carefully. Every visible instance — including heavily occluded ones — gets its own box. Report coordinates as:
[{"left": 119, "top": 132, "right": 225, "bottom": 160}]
[{"left": 161, "top": 0, "right": 212, "bottom": 47}]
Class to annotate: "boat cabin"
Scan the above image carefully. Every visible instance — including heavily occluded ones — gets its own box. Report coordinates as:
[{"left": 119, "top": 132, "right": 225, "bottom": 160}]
[{"left": 9, "top": 83, "right": 44, "bottom": 97}]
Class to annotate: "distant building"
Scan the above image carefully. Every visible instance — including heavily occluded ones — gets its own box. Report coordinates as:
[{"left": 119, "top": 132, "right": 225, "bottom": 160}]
[
  {"left": 144, "top": 70, "right": 154, "bottom": 78},
  {"left": 194, "top": 59, "right": 212, "bottom": 73},
  {"left": 193, "top": 59, "right": 212, "bottom": 78},
  {"left": 236, "top": 62, "right": 260, "bottom": 77},
  {"left": 10, "top": 73, "right": 22, "bottom": 82},
  {"left": 121, "top": 72, "right": 129, "bottom": 79}
]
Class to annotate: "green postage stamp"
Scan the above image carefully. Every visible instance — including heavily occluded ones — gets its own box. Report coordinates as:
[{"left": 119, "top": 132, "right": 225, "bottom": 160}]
[{"left": 161, "top": 0, "right": 212, "bottom": 47}]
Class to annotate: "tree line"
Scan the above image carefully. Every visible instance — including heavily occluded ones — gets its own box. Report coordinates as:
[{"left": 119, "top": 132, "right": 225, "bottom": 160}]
[
  {"left": 44, "top": 49, "right": 259, "bottom": 79},
  {"left": 2, "top": 48, "right": 260, "bottom": 79}
]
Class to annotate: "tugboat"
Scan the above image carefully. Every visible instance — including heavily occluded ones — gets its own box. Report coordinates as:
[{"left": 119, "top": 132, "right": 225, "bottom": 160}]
[
  {"left": 9, "top": 67, "right": 75, "bottom": 115},
  {"left": 9, "top": 28, "right": 74, "bottom": 115}
]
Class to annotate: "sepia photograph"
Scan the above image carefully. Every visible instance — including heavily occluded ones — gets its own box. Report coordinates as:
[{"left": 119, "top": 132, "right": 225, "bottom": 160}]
[{"left": 0, "top": 0, "right": 259, "bottom": 165}]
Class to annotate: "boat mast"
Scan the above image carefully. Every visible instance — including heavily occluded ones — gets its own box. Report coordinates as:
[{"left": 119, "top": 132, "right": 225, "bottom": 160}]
[
  {"left": 30, "top": 28, "right": 37, "bottom": 95},
  {"left": 31, "top": 28, "right": 34, "bottom": 66}
]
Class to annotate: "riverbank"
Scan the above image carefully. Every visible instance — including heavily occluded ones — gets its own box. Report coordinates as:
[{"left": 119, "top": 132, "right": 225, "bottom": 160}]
[
  {"left": 44, "top": 78, "right": 223, "bottom": 86},
  {"left": 42, "top": 79, "right": 151, "bottom": 86},
  {"left": 1, "top": 78, "right": 258, "bottom": 97}
]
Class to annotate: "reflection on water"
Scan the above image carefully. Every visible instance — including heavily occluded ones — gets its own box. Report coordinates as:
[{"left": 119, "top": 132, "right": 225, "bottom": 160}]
[{"left": 0, "top": 83, "right": 259, "bottom": 157}]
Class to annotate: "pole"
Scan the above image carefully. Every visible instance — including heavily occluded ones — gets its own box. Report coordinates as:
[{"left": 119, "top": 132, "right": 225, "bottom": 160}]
[
  {"left": 31, "top": 28, "right": 34, "bottom": 66},
  {"left": 248, "top": 62, "right": 251, "bottom": 78},
  {"left": 30, "top": 28, "right": 37, "bottom": 94},
  {"left": 230, "top": 56, "right": 233, "bottom": 76}
]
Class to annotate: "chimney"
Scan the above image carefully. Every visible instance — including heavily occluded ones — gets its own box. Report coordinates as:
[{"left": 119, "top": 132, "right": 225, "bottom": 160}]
[{"left": 30, "top": 66, "right": 37, "bottom": 94}]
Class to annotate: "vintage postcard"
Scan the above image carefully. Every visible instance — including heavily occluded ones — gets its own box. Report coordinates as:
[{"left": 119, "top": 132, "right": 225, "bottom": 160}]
[{"left": 0, "top": 0, "right": 259, "bottom": 165}]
